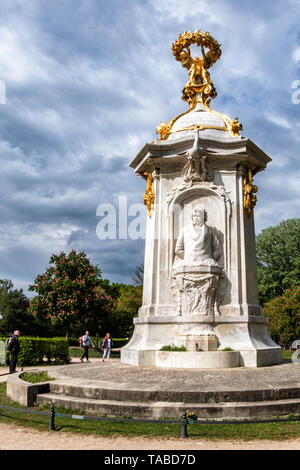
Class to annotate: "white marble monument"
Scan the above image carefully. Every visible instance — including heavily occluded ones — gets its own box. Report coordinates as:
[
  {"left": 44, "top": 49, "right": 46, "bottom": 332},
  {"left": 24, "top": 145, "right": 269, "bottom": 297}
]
[{"left": 121, "top": 30, "right": 281, "bottom": 368}]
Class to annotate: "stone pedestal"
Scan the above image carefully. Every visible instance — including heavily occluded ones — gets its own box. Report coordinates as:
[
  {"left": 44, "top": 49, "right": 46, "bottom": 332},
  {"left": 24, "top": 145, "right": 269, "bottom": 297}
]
[
  {"left": 184, "top": 335, "right": 218, "bottom": 352},
  {"left": 121, "top": 105, "right": 282, "bottom": 368}
]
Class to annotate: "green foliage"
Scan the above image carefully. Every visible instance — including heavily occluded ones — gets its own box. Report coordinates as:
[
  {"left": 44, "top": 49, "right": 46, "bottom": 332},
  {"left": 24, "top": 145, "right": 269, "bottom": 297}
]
[
  {"left": 0, "top": 280, "right": 32, "bottom": 336},
  {"left": 20, "top": 371, "right": 55, "bottom": 383},
  {"left": 28, "top": 250, "right": 103, "bottom": 337},
  {"left": 263, "top": 286, "right": 300, "bottom": 348},
  {"left": 223, "top": 348, "right": 234, "bottom": 351},
  {"left": 81, "top": 284, "right": 114, "bottom": 340},
  {"left": 256, "top": 219, "right": 300, "bottom": 304},
  {"left": 113, "top": 284, "right": 142, "bottom": 337},
  {"left": 131, "top": 265, "right": 144, "bottom": 286},
  {"left": 109, "top": 338, "right": 129, "bottom": 348},
  {"left": 0, "top": 336, "right": 70, "bottom": 366},
  {"left": 160, "top": 345, "right": 187, "bottom": 351}
]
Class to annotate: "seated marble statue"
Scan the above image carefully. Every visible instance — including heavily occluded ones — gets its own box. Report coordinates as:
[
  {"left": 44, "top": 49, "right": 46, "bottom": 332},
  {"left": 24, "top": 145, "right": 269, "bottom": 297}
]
[{"left": 175, "top": 205, "right": 221, "bottom": 269}]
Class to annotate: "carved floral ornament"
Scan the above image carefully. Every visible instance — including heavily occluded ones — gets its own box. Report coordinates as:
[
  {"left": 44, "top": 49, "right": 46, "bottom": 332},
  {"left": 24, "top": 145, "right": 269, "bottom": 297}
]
[{"left": 156, "top": 30, "right": 243, "bottom": 140}]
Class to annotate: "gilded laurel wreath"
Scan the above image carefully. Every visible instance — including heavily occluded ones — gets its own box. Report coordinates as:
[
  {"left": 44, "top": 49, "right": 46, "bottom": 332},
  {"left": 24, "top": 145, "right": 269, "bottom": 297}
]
[{"left": 172, "top": 30, "right": 221, "bottom": 70}]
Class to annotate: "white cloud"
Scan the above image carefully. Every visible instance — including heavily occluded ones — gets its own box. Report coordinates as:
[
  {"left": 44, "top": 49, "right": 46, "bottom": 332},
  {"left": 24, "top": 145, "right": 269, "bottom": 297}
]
[
  {"left": 293, "top": 46, "right": 300, "bottom": 63},
  {"left": 0, "top": 0, "right": 299, "bottom": 293},
  {"left": 264, "top": 112, "right": 292, "bottom": 130}
]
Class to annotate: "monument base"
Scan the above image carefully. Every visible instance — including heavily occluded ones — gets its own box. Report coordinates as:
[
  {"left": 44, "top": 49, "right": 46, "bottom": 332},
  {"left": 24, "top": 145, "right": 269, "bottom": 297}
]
[
  {"left": 120, "top": 314, "right": 282, "bottom": 368},
  {"left": 121, "top": 347, "right": 281, "bottom": 368},
  {"left": 121, "top": 349, "right": 240, "bottom": 369}
]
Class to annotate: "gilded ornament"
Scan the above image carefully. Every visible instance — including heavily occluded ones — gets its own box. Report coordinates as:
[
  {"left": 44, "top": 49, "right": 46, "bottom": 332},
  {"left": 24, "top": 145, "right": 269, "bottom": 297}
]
[
  {"left": 143, "top": 172, "right": 155, "bottom": 217},
  {"left": 156, "top": 30, "right": 243, "bottom": 140},
  {"left": 243, "top": 169, "right": 258, "bottom": 216}
]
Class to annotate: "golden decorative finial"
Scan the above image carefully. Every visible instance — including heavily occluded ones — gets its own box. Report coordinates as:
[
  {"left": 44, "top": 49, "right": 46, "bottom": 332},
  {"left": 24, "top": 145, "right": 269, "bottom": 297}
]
[
  {"left": 156, "top": 30, "right": 243, "bottom": 140},
  {"left": 143, "top": 173, "right": 155, "bottom": 217},
  {"left": 243, "top": 169, "right": 258, "bottom": 216}
]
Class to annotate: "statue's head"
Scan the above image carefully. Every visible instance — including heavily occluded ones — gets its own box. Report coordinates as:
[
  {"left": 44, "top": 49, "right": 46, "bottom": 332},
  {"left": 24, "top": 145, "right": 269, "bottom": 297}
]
[
  {"left": 192, "top": 205, "right": 207, "bottom": 225},
  {"left": 180, "top": 49, "right": 192, "bottom": 69}
]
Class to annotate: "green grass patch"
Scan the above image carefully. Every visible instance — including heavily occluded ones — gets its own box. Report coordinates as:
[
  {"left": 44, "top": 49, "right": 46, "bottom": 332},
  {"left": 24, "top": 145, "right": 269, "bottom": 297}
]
[
  {"left": 282, "top": 350, "right": 292, "bottom": 360},
  {"left": 19, "top": 371, "right": 55, "bottom": 384}
]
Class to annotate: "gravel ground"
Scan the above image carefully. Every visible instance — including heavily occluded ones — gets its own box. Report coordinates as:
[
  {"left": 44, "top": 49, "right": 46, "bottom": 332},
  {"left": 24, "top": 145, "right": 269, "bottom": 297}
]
[{"left": 0, "top": 422, "right": 299, "bottom": 450}]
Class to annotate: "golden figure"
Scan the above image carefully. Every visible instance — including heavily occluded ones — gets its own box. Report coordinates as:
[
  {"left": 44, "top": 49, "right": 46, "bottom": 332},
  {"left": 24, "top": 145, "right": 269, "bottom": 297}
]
[
  {"left": 143, "top": 172, "right": 155, "bottom": 217},
  {"left": 156, "top": 30, "right": 242, "bottom": 140},
  {"left": 243, "top": 169, "right": 258, "bottom": 216}
]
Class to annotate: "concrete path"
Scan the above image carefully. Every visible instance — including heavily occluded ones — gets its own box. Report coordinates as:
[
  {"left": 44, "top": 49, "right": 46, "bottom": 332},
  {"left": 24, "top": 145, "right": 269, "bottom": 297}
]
[
  {"left": 47, "top": 359, "right": 300, "bottom": 393},
  {"left": 0, "top": 357, "right": 105, "bottom": 383}
]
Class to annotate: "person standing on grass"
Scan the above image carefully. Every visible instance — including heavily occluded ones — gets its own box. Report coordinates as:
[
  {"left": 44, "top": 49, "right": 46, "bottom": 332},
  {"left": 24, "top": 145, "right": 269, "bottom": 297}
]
[
  {"left": 80, "top": 331, "right": 94, "bottom": 363},
  {"left": 7, "top": 330, "right": 21, "bottom": 374},
  {"left": 102, "top": 333, "right": 113, "bottom": 362}
]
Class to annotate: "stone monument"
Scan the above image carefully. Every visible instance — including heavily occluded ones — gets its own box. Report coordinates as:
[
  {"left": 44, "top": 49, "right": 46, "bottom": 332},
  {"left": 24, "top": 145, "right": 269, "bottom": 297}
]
[{"left": 121, "top": 30, "right": 281, "bottom": 368}]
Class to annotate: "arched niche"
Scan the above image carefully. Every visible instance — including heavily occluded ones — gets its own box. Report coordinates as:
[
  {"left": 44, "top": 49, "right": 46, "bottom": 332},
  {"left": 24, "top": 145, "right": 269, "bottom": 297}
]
[{"left": 166, "top": 184, "right": 232, "bottom": 309}]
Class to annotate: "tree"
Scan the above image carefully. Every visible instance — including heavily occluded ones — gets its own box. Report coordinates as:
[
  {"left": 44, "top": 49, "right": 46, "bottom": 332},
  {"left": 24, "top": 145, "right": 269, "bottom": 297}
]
[
  {"left": 131, "top": 265, "right": 144, "bottom": 286},
  {"left": 263, "top": 286, "right": 300, "bottom": 348},
  {"left": 28, "top": 250, "right": 102, "bottom": 338},
  {"left": 113, "top": 284, "right": 143, "bottom": 337},
  {"left": 81, "top": 283, "right": 114, "bottom": 347},
  {"left": 0, "top": 279, "right": 32, "bottom": 336},
  {"left": 256, "top": 219, "right": 300, "bottom": 304}
]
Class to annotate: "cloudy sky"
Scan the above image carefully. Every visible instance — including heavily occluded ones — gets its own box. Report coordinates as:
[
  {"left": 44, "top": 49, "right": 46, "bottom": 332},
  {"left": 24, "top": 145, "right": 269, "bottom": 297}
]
[{"left": 0, "top": 0, "right": 299, "bottom": 294}]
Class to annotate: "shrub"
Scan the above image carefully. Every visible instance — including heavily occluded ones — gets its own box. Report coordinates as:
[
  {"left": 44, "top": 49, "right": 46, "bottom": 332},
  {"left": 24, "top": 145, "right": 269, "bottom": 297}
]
[
  {"left": 160, "top": 345, "right": 186, "bottom": 352},
  {"left": 263, "top": 286, "right": 300, "bottom": 348},
  {"left": 0, "top": 336, "right": 70, "bottom": 366},
  {"left": 68, "top": 337, "right": 80, "bottom": 347}
]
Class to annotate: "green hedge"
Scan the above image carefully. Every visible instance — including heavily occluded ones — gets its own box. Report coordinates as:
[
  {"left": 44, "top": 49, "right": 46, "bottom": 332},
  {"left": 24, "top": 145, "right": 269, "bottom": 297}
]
[
  {"left": 68, "top": 337, "right": 129, "bottom": 348},
  {"left": 0, "top": 336, "right": 70, "bottom": 366}
]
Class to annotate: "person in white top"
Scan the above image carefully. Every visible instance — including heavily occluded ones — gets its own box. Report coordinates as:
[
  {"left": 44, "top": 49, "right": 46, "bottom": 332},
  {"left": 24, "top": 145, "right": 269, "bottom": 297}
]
[{"left": 80, "top": 331, "right": 94, "bottom": 363}]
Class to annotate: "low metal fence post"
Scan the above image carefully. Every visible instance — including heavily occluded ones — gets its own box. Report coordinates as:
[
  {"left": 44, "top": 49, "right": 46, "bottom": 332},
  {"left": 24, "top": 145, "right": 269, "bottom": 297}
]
[
  {"left": 181, "top": 411, "right": 188, "bottom": 438},
  {"left": 49, "top": 404, "right": 55, "bottom": 431}
]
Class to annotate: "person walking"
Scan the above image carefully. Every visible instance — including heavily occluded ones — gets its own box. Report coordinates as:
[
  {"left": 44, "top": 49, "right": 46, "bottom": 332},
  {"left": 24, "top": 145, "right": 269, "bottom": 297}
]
[
  {"left": 80, "top": 331, "right": 94, "bottom": 363},
  {"left": 102, "top": 333, "right": 113, "bottom": 362},
  {"left": 7, "top": 330, "right": 21, "bottom": 374}
]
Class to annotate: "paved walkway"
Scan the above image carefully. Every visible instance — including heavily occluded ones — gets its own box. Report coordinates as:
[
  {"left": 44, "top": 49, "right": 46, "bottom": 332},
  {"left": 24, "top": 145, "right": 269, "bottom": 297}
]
[
  {"left": 0, "top": 357, "right": 104, "bottom": 383},
  {"left": 46, "top": 360, "right": 300, "bottom": 393}
]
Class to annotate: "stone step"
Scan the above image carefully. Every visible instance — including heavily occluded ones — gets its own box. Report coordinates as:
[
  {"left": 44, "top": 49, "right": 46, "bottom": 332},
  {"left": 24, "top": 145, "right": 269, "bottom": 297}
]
[
  {"left": 49, "top": 382, "right": 300, "bottom": 404},
  {"left": 36, "top": 392, "right": 300, "bottom": 420}
]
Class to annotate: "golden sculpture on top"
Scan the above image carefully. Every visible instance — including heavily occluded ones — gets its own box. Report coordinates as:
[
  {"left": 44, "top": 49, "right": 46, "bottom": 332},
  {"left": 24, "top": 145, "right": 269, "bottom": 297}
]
[{"left": 156, "top": 30, "right": 243, "bottom": 140}]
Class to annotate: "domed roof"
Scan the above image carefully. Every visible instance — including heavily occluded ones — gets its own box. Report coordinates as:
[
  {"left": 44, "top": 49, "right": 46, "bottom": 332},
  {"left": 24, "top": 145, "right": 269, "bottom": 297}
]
[{"left": 167, "top": 102, "right": 241, "bottom": 142}]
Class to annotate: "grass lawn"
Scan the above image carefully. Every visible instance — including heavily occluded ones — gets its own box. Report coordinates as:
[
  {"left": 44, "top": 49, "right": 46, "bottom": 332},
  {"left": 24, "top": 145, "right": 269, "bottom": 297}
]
[
  {"left": 0, "top": 383, "right": 300, "bottom": 440},
  {"left": 20, "top": 371, "right": 55, "bottom": 383},
  {"left": 282, "top": 350, "right": 293, "bottom": 360}
]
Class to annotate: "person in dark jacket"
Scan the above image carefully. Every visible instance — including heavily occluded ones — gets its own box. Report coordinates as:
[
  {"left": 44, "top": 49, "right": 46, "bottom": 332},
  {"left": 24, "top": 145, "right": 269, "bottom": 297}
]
[
  {"left": 8, "top": 330, "right": 20, "bottom": 374},
  {"left": 80, "top": 331, "right": 94, "bottom": 363}
]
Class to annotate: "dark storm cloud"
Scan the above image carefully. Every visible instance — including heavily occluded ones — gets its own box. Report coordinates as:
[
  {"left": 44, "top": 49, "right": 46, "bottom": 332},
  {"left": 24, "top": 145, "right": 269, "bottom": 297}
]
[{"left": 0, "top": 0, "right": 299, "bottom": 293}]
